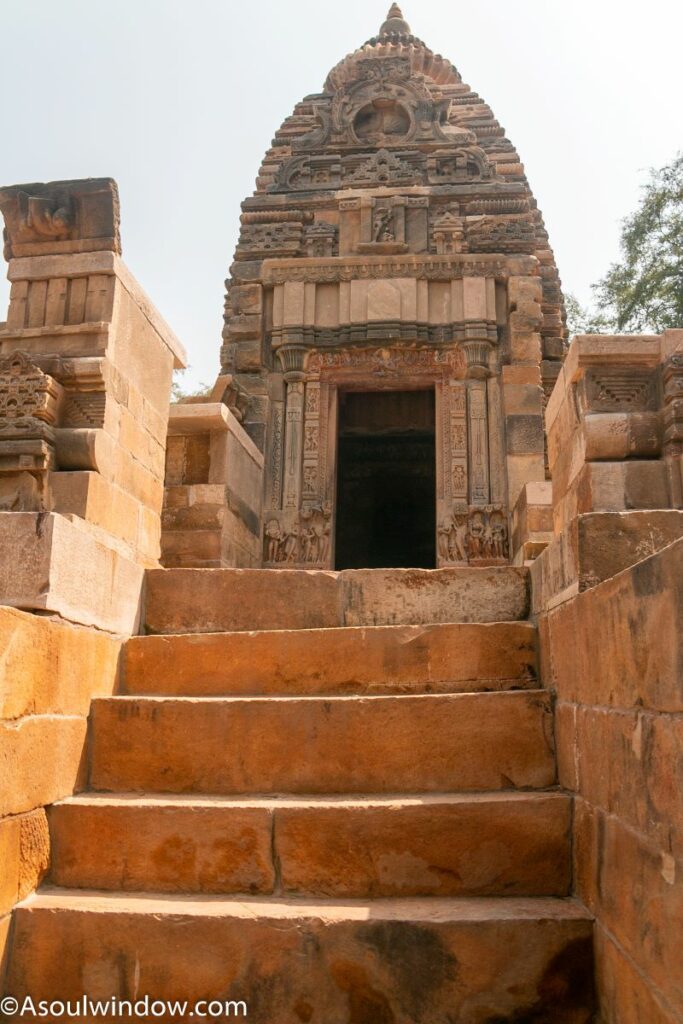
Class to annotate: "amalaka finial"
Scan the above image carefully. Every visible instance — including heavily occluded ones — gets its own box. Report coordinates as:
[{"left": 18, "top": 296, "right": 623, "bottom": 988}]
[{"left": 379, "top": 3, "right": 411, "bottom": 37}]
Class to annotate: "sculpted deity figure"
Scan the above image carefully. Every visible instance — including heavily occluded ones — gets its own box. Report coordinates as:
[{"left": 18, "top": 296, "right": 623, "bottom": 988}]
[
  {"left": 265, "top": 519, "right": 283, "bottom": 562},
  {"left": 437, "top": 516, "right": 453, "bottom": 561},
  {"left": 372, "top": 206, "right": 395, "bottom": 242}
]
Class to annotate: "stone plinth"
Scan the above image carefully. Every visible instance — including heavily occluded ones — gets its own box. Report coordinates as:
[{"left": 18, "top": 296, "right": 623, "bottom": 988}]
[{"left": 162, "top": 394, "right": 264, "bottom": 568}]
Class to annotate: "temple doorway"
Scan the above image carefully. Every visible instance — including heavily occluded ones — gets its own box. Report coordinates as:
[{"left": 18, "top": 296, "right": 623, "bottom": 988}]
[{"left": 334, "top": 389, "right": 436, "bottom": 569}]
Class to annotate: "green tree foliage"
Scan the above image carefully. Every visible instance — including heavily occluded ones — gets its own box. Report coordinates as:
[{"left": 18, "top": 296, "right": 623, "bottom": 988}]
[
  {"left": 171, "top": 368, "right": 212, "bottom": 401},
  {"left": 591, "top": 153, "right": 683, "bottom": 332},
  {"left": 564, "top": 292, "right": 611, "bottom": 337}
]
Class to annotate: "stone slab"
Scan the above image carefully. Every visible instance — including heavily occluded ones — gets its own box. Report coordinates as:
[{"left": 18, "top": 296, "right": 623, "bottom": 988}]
[
  {"left": 90, "top": 691, "right": 555, "bottom": 795},
  {"left": 340, "top": 567, "right": 529, "bottom": 626},
  {"left": 275, "top": 792, "right": 569, "bottom": 898},
  {"left": 542, "top": 536, "right": 683, "bottom": 713},
  {"left": 47, "top": 792, "right": 570, "bottom": 899},
  {"left": 49, "top": 797, "right": 275, "bottom": 896},
  {"left": 0, "top": 809, "right": 50, "bottom": 915},
  {"left": 0, "top": 715, "right": 87, "bottom": 818},
  {"left": 0, "top": 512, "right": 144, "bottom": 633},
  {"left": 123, "top": 622, "right": 538, "bottom": 697},
  {"left": 531, "top": 511, "right": 683, "bottom": 614},
  {"left": 142, "top": 566, "right": 530, "bottom": 634},
  {"left": 0, "top": 606, "right": 121, "bottom": 720},
  {"left": 7, "top": 891, "right": 595, "bottom": 1023}
]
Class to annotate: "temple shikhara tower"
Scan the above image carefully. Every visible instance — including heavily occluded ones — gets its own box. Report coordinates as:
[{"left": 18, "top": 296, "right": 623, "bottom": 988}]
[
  {"left": 0, "top": 7, "right": 681, "bottom": 1024},
  {"left": 218, "top": 3, "right": 564, "bottom": 570}
]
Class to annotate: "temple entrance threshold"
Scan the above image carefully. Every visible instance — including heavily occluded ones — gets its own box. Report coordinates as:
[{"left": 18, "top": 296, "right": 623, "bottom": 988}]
[{"left": 334, "top": 389, "right": 436, "bottom": 569}]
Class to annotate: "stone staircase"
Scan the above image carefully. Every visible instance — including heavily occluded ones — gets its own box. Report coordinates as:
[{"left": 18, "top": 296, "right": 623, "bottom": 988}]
[{"left": 6, "top": 568, "right": 595, "bottom": 1022}]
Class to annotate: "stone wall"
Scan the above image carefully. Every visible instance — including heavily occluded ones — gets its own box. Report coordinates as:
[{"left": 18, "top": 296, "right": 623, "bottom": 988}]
[
  {"left": 0, "top": 607, "right": 122, "bottom": 983},
  {"left": 540, "top": 539, "right": 682, "bottom": 1022}
]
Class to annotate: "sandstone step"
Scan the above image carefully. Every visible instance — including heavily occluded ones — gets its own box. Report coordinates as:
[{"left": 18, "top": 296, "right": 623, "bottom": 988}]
[
  {"left": 7, "top": 890, "right": 595, "bottom": 1023},
  {"left": 90, "top": 691, "right": 555, "bottom": 795},
  {"left": 123, "top": 621, "right": 538, "bottom": 697},
  {"left": 143, "top": 565, "right": 530, "bottom": 634},
  {"left": 48, "top": 791, "right": 571, "bottom": 898}
]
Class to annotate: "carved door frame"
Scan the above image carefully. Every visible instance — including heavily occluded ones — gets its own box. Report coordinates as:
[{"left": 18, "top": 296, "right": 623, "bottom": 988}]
[{"left": 262, "top": 345, "right": 509, "bottom": 568}]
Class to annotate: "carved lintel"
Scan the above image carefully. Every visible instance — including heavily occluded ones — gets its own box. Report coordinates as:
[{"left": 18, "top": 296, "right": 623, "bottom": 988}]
[{"left": 261, "top": 254, "right": 534, "bottom": 286}]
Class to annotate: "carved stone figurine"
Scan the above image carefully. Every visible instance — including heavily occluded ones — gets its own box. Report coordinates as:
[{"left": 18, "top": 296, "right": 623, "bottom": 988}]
[
  {"left": 372, "top": 207, "right": 395, "bottom": 242},
  {"left": 264, "top": 519, "right": 283, "bottom": 563}
]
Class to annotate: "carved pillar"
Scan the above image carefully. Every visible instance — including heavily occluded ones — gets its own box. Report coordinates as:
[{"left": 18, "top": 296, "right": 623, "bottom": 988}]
[
  {"left": 278, "top": 345, "right": 308, "bottom": 511},
  {"left": 467, "top": 380, "right": 490, "bottom": 505},
  {"left": 302, "top": 379, "right": 321, "bottom": 505}
]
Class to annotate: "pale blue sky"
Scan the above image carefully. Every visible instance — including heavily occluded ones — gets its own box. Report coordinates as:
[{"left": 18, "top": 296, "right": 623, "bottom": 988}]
[{"left": 1, "top": 0, "right": 681, "bottom": 389}]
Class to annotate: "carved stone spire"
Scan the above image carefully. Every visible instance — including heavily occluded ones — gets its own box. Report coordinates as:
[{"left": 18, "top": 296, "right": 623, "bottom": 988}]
[{"left": 378, "top": 3, "right": 411, "bottom": 37}]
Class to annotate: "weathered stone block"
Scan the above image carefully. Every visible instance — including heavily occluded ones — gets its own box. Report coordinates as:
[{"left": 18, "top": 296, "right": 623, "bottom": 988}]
[
  {"left": 574, "top": 800, "right": 683, "bottom": 1019},
  {"left": 0, "top": 716, "right": 87, "bottom": 817},
  {"left": 49, "top": 797, "right": 275, "bottom": 895},
  {"left": 7, "top": 893, "right": 594, "bottom": 1022},
  {"left": 505, "top": 414, "right": 545, "bottom": 455},
  {"left": 533, "top": 510, "right": 683, "bottom": 612},
  {"left": 143, "top": 566, "right": 530, "bottom": 634},
  {"left": 125, "top": 621, "right": 538, "bottom": 697},
  {"left": 275, "top": 792, "right": 570, "bottom": 898},
  {"left": 0, "top": 511, "right": 144, "bottom": 633},
  {"left": 594, "top": 924, "right": 678, "bottom": 1024},
  {"left": 0, "top": 606, "right": 121, "bottom": 720},
  {"left": 91, "top": 691, "right": 555, "bottom": 795}
]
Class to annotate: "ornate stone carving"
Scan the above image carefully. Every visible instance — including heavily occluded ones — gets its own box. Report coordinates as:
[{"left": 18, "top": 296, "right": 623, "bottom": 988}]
[
  {"left": 0, "top": 351, "right": 63, "bottom": 511},
  {"left": 427, "top": 148, "right": 493, "bottom": 184},
  {"left": 263, "top": 504, "right": 332, "bottom": 566},
  {"left": 438, "top": 505, "right": 509, "bottom": 565},
  {"left": 344, "top": 148, "right": 422, "bottom": 186},
  {"left": 467, "top": 215, "right": 536, "bottom": 254},
  {"left": 662, "top": 352, "right": 683, "bottom": 457},
  {"left": 324, "top": 53, "right": 477, "bottom": 151},
  {"left": 372, "top": 206, "right": 395, "bottom": 242},
  {"left": 0, "top": 351, "right": 62, "bottom": 433},
  {"left": 238, "top": 222, "right": 303, "bottom": 258},
  {"left": 584, "top": 371, "right": 657, "bottom": 411},
  {"left": 431, "top": 210, "right": 466, "bottom": 255},
  {"left": 303, "top": 222, "right": 338, "bottom": 258},
  {"left": 0, "top": 178, "right": 120, "bottom": 259},
  {"left": 61, "top": 392, "right": 106, "bottom": 428},
  {"left": 262, "top": 255, "right": 520, "bottom": 285},
  {"left": 271, "top": 154, "right": 342, "bottom": 192},
  {"left": 308, "top": 346, "right": 466, "bottom": 378}
]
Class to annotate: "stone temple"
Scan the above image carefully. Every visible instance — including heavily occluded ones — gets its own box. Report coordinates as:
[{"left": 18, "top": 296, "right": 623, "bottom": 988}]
[{"left": 0, "top": 7, "right": 681, "bottom": 1022}]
